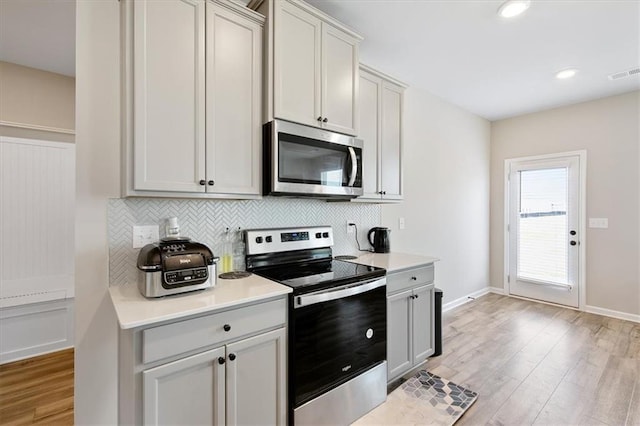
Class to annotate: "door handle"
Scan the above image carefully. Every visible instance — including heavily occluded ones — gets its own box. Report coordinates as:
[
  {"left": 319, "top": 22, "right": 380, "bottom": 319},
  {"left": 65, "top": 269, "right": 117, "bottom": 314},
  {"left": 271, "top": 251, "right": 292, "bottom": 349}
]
[
  {"left": 347, "top": 147, "right": 357, "bottom": 187},
  {"left": 570, "top": 241, "right": 577, "bottom": 246},
  {"left": 570, "top": 230, "right": 576, "bottom": 236}
]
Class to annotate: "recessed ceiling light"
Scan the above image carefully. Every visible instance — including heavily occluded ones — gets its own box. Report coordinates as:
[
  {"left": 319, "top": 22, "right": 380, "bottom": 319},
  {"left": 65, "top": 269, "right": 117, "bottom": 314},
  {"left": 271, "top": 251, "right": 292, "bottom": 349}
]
[
  {"left": 555, "top": 69, "right": 578, "bottom": 79},
  {"left": 497, "top": 0, "right": 531, "bottom": 18}
]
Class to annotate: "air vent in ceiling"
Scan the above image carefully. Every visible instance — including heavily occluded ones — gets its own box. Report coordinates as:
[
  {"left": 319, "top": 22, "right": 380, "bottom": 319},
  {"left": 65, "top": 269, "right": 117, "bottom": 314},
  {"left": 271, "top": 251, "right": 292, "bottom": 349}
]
[{"left": 608, "top": 67, "right": 640, "bottom": 81}]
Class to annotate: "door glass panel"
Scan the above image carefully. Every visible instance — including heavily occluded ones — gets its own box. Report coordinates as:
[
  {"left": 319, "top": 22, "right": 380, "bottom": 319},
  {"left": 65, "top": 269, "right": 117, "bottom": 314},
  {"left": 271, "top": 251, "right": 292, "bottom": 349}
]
[
  {"left": 279, "top": 133, "right": 353, "bottom": 186},
  {"left": 517, "top": 167, "right": 568, "bottom": 284}
]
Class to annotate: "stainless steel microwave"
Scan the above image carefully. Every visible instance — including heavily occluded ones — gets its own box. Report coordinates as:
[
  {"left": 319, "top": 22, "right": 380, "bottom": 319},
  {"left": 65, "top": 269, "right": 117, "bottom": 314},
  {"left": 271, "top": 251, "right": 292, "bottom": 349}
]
[{"left": 263, "top": 119, "right": 363, "bottom": 199}]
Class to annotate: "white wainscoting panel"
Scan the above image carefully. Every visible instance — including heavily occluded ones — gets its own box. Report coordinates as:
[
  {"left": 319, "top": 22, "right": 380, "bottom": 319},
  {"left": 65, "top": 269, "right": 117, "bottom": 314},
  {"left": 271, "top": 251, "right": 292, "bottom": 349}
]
[
  {"left": 0, "top": 298, "right": 75, "bottom": 364},
  {"left": 0, "top": 136, "right": 75, "bottom": 307}
]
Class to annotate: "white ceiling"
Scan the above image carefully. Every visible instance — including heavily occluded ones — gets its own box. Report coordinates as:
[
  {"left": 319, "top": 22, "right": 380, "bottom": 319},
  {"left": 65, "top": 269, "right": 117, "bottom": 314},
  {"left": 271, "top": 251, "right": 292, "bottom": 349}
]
[
  {"left": 0, "top": 0, "right": 638, "bottom": 120},
  {"left": 307, "top": 0, "right": 640, "bottom": 120}
]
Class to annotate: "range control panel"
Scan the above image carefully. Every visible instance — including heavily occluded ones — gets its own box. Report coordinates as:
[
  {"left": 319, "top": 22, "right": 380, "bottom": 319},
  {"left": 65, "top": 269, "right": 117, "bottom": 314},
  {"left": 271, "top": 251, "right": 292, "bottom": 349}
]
[{"left": 245, "top": 226, "right": 334, "bottom": 255}]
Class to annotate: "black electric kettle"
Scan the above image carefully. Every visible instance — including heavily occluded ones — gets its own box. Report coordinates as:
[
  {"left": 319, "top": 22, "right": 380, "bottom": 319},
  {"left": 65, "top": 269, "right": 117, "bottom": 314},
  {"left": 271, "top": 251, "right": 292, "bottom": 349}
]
[{"left": 367, "top": 227, "right": 391, "bottom": 253}]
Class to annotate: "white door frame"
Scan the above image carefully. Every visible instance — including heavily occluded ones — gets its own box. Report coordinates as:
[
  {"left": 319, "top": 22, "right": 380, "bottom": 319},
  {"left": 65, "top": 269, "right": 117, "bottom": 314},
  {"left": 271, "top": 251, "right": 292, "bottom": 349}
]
[{"left": 504, "top": 150, "right": 587, "bottom": 310}]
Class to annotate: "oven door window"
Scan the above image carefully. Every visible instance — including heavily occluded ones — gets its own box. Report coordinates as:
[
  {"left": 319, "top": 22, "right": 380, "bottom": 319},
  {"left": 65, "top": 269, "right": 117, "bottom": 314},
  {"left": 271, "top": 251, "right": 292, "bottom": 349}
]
[
  {"left": 278, "top": 133, "right": 361, "bottom": 187},
  {"left": 291, "top": 285, "right": 386, "bottom": 407}
]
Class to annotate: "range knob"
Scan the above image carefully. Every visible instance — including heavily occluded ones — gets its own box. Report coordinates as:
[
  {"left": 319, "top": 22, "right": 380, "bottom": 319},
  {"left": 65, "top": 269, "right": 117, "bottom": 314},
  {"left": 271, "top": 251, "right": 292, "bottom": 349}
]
[
  {"left": 322, "top": 232, "right": 329, "bottom": 238},
  {"left": 255, "top": 236, "right": 263, "bottom": 244},
  {"left": 315, "top": 232, "right": 322, "bottom": 239},
  {"left": 266, "top": 236, "right": 273, "bottom": 243}
]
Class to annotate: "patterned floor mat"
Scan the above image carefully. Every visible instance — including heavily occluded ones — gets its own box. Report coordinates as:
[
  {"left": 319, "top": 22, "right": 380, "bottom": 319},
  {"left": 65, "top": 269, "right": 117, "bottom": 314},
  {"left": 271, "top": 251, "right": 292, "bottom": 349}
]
[{"left": 354, "top": 371, "right": 478, "bottom": 426}]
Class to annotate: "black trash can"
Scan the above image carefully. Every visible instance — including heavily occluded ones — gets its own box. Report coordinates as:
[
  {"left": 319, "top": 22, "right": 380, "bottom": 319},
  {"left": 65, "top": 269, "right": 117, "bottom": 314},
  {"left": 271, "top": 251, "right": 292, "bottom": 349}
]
[{"left": 432, "top": 288, "right": 443, "bottom": 356}]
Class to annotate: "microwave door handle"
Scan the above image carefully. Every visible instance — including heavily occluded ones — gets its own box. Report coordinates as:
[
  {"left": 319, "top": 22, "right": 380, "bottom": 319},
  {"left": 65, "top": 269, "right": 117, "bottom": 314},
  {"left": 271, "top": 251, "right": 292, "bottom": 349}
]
[{"left": 347, "top": 147, "right": 357, "bottom": 187}]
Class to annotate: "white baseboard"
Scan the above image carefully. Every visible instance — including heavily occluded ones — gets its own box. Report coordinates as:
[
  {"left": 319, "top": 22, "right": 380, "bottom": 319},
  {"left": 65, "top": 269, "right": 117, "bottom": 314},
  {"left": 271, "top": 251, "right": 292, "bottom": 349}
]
[
  {"left": 585, "top": 305, "right": 640, "bottom": 324},
  {"left": 442, "top": 286, "right": 639, "bottom": 324},
  {"left": 442, "top": 287, "right": 495, "bottom": 312},
  {"left": 0, "top": 298, "right": 75, "bottom": 364}
]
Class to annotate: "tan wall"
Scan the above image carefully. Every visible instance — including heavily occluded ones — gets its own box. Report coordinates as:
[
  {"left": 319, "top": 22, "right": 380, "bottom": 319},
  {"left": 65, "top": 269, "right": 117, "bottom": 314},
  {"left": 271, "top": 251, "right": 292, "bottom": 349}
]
[
  {"left": 0, "top": 61, "right": 75, "bottom": 143},
  {"left": 75, "top": 2, "right": 120, "bottom": 423},
  {"left": 382, "top": 87, "right": 491, "bottom": 305},
  {"left": 490, "top": 91, "right": 640, "bottom": 316}
]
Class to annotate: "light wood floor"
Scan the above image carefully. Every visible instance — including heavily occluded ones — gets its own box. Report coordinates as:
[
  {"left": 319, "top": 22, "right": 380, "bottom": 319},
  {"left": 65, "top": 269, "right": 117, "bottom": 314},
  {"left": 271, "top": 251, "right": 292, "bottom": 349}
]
[
  {"left": 0, "top": 296, "right": 638, "bottom": 426},
  {"left": 426, "top": 293, "right": 640, "bottom": 426},
  {"left": 0, "top": 348, "right": 73, "bottom": 425}
]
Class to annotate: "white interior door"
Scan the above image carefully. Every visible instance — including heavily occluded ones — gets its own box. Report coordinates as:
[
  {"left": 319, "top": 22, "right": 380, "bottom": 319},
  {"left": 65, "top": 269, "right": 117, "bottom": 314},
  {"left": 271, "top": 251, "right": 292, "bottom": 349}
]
[{"left": 507, "top": 154, "right": 581, "bottom": 308}]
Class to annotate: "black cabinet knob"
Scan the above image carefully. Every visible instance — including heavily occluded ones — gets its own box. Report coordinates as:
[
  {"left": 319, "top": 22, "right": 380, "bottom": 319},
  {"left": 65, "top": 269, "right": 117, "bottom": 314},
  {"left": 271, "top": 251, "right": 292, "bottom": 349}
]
[
  {"left": 199, "top": 180, "right": 206, "bottom": 185},
  {"left": 228, "top": 353, "right": 236, "bottom": 361},
  {"left": 208, "top": 180, "right": 214, "bottom": 186},
  {"left": 218, "top": 357, "right": 225, "bottom": 365},
  {"left": 317, "top": 116, "right": 323, "bottom": 121},
  {"left": 411, "top": 276, "right": 417, "bottom": 281},
  {"left": 223, "top": 324, "right": 231, "bottom": 332},
  {"left": 415, "top": 294, "right": 419, "bottom": 299},
  {"left": 570, "top": 230, "right": 576, "bottom": 236},
  {"left": 322, "top": 117, "right": 328, "bottom": 123},
  {"left": 570, "top": 241, "right": 577, "bottom": 246}
]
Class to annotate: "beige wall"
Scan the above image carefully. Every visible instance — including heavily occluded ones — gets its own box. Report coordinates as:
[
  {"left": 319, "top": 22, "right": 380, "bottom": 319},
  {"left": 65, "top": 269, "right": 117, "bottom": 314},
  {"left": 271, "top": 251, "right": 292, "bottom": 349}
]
[
  {"left": 490, "top": 91, "right": 640, "bottom": 316},
  {"left": 75, "top": 1, "right": 120, "bottom": 423},
  {"left": 0, "top": 61, "right": 75, "bottom": 143},
  {"left": 382, "top": 87, "right": 491, "bottom": 305}
]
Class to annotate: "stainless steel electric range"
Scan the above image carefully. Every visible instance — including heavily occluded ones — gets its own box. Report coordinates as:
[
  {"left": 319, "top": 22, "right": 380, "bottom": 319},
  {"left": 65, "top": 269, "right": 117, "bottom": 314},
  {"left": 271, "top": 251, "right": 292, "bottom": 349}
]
[{"left": 245, "top": 226, "right": 387, "bottom": 425}]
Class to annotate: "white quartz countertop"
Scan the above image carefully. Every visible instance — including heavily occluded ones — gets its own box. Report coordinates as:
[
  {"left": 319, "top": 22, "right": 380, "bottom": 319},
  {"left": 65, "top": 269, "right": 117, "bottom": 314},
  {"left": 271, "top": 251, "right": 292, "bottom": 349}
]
[
  {"left": 348, "top": 252, "right": 439, "bottom": 273},
  {"left": 109, "top": 274, "right": 292, "bottom": 330}
]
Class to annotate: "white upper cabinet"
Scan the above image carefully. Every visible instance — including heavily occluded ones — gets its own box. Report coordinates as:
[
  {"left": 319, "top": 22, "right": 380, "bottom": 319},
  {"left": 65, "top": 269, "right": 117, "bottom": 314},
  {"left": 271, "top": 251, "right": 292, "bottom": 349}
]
[
  {"left": 274, "top": 1, "right": 321, "bottom": 128},
  {"left": 206, "top": 1, "right": 263, "bottom": 196},
  {"left": 124, "top": 0, "right": 264, "bottom": 198},
  {"left": 132, "top": 0, "right": 206, "bottom": 193},
  {"left": 356, "top": 65, "right": 406, "bottom": 202},
  {"left": 259, "top": 0, "right": 362, "bottom": 136}
]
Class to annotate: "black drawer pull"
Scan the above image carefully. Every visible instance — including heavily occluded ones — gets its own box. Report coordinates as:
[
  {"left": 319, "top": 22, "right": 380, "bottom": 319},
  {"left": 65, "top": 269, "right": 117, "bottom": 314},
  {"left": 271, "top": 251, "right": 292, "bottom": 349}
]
[
  {"left": 411, "top": 276, "right": 417, "bottom": 281},
  {"left": 199, "top": 179, "right": 206, "bottom": 185},
  {"left": 223, "top": 324, "right": 231, "bottom": 332},
  {"left": 208, "top": 180, "right": 214, "bottom": 186}
]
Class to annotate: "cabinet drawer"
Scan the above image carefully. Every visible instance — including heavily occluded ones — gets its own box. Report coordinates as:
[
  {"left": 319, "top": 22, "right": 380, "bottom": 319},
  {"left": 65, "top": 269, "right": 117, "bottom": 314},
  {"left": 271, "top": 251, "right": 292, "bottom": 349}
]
[
  {"left": 142, "top": 298, "right": 286, "bottom": 364},
  {"left": 386, "top": 264, "right": 434, "bottom": 294}
]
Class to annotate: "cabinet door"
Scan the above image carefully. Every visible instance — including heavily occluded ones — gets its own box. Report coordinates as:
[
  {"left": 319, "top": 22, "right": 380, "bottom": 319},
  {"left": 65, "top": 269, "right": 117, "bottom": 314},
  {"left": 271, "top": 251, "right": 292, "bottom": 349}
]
[
  {"left": 143, "top": 347, "right": 225, "bottom": 426},
  {"left": 133, "top": 0, "right": 206, "bottom": 192},
  {"left": 226, "top": 328, "right": 286, "bottom": 425},
  {"left": 321, "top": 23, "right": 359, "bottom": 136},
  {"left": 380, "top": 82, "right": 403, "bottom": 200},
  {"left": 206, "top": 2, "right": 262, "bottom": 195},
  {"left": 274, "top": 1, "right": 321, "bottom": 128},
  {"left": 412, "top": 285, "right": 435, "bottom": 364},
  {"left": 387, "top": 290, "right": 413, "bottom": 381},
  {"left": 358, "top": 69, "right": 381, "bottom": 199}
]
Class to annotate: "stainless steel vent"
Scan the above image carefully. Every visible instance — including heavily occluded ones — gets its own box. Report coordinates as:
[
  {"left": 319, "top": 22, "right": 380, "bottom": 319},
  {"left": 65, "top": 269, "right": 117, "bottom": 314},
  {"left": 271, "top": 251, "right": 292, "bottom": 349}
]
[{"left": 608, "top": 67, "right": 640, "bottom": 80}]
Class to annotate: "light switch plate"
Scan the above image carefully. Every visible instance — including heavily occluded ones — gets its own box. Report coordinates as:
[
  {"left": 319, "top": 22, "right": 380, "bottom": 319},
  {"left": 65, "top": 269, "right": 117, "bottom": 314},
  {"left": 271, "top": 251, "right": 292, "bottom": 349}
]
[
  {"left": 398, "top": 217, "right": 405, "bottom": 230},
  {"left": 133, "top": 225, "right": 159, "bottom": 248},
  {"left": 346, "top": 220, "right": 355, "bottom": 234},
  {"left": 588, "top": 218, "right": 609, "bottom": 229}
]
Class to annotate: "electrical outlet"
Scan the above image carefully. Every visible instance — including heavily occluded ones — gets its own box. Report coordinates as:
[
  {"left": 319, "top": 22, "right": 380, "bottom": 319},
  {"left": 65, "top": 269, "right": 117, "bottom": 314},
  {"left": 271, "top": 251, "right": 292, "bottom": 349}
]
[
  {"left": 398, "top": 217, "right": 405, "bottom": 230},
  {"left": 346, "top": 220, "right": 355, "bottom": 234},
  {"left": 133, "top": 225, "right": 159, "bottom": 248}
]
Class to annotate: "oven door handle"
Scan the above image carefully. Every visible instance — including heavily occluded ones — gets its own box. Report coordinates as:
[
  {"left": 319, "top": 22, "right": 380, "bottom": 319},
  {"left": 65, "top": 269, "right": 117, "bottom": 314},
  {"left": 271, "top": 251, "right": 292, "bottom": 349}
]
[
  {"left": 347, "top": 147, "right": 357, "bottom": 187},
  {"left": 294, "top": 277, "right": 386, "bottom": 308}
]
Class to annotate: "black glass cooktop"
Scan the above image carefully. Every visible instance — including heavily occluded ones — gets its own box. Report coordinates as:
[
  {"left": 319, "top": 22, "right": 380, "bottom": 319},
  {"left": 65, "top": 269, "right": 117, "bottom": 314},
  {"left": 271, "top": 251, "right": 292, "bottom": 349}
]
[{"left": 252, "top": 259, "right": 385, "bottom": 294}]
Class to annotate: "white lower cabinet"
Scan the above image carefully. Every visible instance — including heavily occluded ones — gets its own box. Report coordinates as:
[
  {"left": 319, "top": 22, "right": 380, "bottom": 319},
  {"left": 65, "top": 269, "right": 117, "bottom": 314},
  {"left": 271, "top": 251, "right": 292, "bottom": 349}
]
[
  {"left": 386, "top": 265, "right": 435, "bottom": 382},
  {"left": 119, "top": 297, "right": 287, "bottom": 425},
  {"left": 143, "top": 347, "right": 226, "bottom": 425}
]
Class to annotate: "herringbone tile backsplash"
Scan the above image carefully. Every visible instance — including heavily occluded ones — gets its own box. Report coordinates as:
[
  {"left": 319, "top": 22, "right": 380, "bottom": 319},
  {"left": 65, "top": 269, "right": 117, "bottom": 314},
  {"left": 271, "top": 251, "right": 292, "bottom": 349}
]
[{"left": 108, "top": 198, "right": 381, "bottom": 286}]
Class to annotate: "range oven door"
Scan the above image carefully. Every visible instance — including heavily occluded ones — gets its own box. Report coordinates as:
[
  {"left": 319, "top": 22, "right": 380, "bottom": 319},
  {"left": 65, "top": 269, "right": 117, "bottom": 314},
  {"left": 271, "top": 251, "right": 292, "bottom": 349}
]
[
  {"left": 290, "top": 278, "right": 387, "bottom": 408},
  {"left": 264, "top": 119, "right": 363, "bottom": 198}
]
